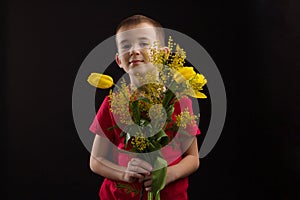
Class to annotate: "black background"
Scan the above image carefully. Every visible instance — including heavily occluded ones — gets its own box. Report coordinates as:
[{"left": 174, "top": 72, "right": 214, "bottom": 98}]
[{"left": 2, "top": 0, "right": 299, "bottom": 199}]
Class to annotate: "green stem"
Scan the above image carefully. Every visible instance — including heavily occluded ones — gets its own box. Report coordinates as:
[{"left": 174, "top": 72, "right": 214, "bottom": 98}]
[
  {"left": 162, "top": 88, "right": 175, "bottom": 109},
  {"left": 148, "top": 191, "right": 153, "bottom": 200}
]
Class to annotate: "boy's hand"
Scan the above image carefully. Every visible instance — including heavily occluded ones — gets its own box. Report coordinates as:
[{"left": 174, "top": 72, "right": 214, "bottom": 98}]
[
  {"left": 141, "top": 173, "right": 152, "bottom": 191},
  {"left": 123, "top": 158, "right": 152, "bottom": 183}
]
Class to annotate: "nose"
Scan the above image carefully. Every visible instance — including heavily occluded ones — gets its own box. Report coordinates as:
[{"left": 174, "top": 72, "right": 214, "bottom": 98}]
[
  {"left": 129, "top": 49, "right": 140, "bottom": 56},
  {"left": 129, "top": 44, "right": 141, "bottom": 55}
]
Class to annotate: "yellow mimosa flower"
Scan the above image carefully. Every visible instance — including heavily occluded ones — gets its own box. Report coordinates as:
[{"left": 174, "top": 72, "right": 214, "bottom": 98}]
[
  {"left": 174, "top": 67, "right": 196, "bottom": 83},
  {"left": 87, "top": 73, "right": 114, "bottom": 89},
  {"left": 175, "top": 108, "right": 199, "bottom": 128}
]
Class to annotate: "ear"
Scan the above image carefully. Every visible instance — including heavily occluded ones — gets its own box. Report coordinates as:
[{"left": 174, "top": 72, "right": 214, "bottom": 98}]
[{"left": 115, "top": 53, "right": 122, "bottom": 68}]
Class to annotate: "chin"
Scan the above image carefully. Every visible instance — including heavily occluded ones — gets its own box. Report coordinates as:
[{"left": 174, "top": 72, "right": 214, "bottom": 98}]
[{"left": 129, "top": 65, "right": 154, "bottom": 76}]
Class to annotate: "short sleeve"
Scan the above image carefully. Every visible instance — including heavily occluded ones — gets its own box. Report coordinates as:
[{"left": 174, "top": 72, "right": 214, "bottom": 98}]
[
  {"left": 89, "top": 96, "right": 116, "bottom": 142},
  {"left": 173, "top": 96, "right": 201, "bottom": 136}
]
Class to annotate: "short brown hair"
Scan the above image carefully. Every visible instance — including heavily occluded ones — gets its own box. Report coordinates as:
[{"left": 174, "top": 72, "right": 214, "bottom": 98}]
[{"left": 116, "top": 14, "right": 165, "bottom": 45}]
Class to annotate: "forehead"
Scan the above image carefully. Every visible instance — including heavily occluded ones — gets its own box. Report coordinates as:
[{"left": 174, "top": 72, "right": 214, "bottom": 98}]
[{"left": 116, "top": 23, "right": 158, "bottom": 43}]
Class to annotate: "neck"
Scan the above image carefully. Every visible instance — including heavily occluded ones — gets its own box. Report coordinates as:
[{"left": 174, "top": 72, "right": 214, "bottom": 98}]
[
  {"left": 129, "top": 75, "right": 141, "bottom": 88},
  {"left": 129, "top": 70, "right": 159, "bottom": 88}
]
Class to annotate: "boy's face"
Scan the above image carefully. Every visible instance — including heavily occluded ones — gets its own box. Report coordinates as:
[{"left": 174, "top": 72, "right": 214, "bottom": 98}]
[{"left": 115, "top": 23, "right": 159, "bottom": 77}]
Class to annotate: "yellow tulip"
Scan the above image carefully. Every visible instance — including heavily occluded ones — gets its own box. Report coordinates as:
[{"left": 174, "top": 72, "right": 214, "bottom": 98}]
[
  {"left": 188, "top": 90, "right": 207, "bottom": 98},
  {"left": 87, "top": 73, "right": 114, "bottom": 89},
  {"left": 189, "top": 73, "right": 207, "bottom": 90},
  {"left": 187, "top": 73, "right": 207, "bottom": 98},
  {"left": 174, "top": 67, "right": 196, "bottom": 83}
]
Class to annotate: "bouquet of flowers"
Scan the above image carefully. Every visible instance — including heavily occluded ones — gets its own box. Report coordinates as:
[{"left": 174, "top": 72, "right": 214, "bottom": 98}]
[{"left": 87, "top": 36, "right": 207, "bottom": 200}]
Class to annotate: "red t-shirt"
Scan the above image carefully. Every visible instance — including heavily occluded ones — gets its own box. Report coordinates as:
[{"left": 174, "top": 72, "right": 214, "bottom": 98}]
[{"left": 90, "top": 95, "right": 200, "bottom": 200}]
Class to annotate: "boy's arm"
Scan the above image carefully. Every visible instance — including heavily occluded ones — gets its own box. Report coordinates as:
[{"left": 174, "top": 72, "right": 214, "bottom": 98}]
[
  {"left": 90, "top": 134, "right": 152, "bottom": 182},
  {"left": 165, "top": 137, "right": 200, "bottom": 185}
]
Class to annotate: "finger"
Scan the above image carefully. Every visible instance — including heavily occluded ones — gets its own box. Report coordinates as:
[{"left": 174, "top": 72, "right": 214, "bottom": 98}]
[
  {"left": 143, "top": 174, "right": 152, "bottom": 180},
  {"left": 145, "top": 186, "right": 152, "bottom": 191},
  {"left": 143, "top": 179, "right": 152, "bottom": 188},
  {"left": 128, "top": 165, "right": 151, "bottom": 175},
  {"left": 126, "top": 171, "right": 145, "bottom": 180},
  {"left": 132, "top": 158, "right": 153, "bottom": 171},
  {"left": 138, "top": 173, "right": 152, "bottom": 183},
  {"left": 128, "top": 158, "right": 152, "bottom": 174}
]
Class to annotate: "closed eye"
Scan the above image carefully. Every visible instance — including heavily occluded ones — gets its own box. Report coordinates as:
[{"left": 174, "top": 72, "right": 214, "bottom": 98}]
[
  {"left": 139, "top": 42, "right": 149, "bottom": 47},
  {"left": 121, "top": 44, "right": 131, "bottom": 50}
]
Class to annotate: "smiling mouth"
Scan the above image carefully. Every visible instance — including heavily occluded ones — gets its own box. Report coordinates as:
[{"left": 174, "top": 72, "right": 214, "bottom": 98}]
[{"left": 129, "top": 60, "right": 144, "bottom": 65}]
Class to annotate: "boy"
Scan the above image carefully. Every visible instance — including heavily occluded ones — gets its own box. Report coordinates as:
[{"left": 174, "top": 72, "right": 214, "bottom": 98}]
[{"left": 89, "top": 14, "right": 200, "bottom": 200}]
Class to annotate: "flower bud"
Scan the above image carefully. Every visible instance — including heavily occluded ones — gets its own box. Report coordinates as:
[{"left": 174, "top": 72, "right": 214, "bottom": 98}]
[{"left": 87, "top": 73, "right": 114, "bottom": 89}]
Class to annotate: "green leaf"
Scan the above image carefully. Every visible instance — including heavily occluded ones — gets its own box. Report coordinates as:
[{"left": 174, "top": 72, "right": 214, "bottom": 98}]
[
  {"left": 124, "top": 133, "right": 131, "bottom": 148},
  {"left": 145, "top": 130, "right": 170, "bottom": 152},
  {"left": 107, "top": 124, "right": 119, "bottom": 131},
  {"left": 115, "top": 183, "right": 140, "bottom": 195},
  {"left": 162, "top": 89, "right": 174, "bottom": 108},
  {"left": 130, "top": 100, "right": 140, "bottom": 124},
  {"left": 140, "top": 119, "right": 150, "bottom": 127},
  {"left": 147, "top": 140, "right": 161, "bottom": 152},
  {"left": 166, "top": 105, "right": 175, "bottom": 122},
  {"left": 120, "top": 131, "right": 126, "bottom": 138},
  {"left": 119, "top": 125, "right": 130, "bottom": 138},
  {"left": 149, "top": 157, "right": 167, "bottom": 200},
  {"left": 135, "top": 97, "right": 151, "bottom": 103},
  {"left": 155, "top": 130, "right": 169, "bottom": 147}
]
